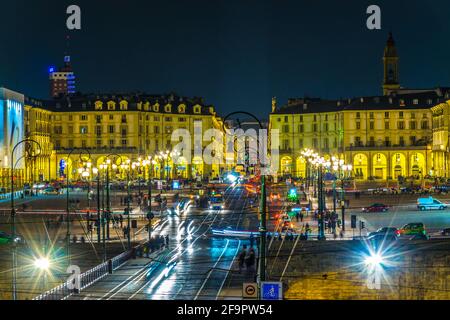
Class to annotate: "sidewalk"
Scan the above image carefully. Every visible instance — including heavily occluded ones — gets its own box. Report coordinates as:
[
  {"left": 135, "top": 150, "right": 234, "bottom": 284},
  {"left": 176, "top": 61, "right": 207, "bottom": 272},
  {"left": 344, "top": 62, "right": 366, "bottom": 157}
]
[{"left": 217, "top": 243, "right": 258, "bottom": 300}]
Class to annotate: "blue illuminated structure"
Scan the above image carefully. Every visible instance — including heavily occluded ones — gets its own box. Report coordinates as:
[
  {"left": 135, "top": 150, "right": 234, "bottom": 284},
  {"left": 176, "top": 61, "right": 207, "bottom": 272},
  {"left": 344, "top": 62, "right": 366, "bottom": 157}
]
[{"left": 261, "top": 282, "right": 283, "bottom": 300}]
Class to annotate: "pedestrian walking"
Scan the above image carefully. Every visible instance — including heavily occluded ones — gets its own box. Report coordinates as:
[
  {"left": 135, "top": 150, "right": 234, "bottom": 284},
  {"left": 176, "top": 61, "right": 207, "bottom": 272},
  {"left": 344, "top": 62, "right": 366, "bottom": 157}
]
[
  {"left": 296, "top": 212, "right": 299, "bottom": 222},
  {"left": 245, "top": 248, "right": 256, "bottom": 272},
  {"left": 340, "top": 229, "right": 344, "bottom": 239},
  {"left": 238, "top": 245, "right": 247, "bottom": 273},
  {"left": 165, "top": 235, "right": 170, "bottom": 247},
  {"left": 300, "top": 212, "right": 304, "bottom": 222},
  {"left": 119, "top": 214, "right": 123, "bottom": 228}
]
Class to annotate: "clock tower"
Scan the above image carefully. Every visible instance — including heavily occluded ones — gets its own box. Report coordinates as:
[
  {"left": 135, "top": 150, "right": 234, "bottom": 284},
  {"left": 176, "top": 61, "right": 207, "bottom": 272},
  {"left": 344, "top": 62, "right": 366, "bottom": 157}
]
[{"left": 382, "top": 32, "right": 400, "bottom": 95}]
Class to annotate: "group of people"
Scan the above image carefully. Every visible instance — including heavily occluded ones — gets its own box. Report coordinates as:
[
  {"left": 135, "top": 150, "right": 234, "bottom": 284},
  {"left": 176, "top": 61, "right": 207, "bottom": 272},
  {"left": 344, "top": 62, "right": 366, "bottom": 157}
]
[
  {"left": 138, "top": 235, "right": 170, "bottom": 257},
  {"left": 237, "top": 245, "right": 256, "bottom": 273},
  {"left": 111, "top": 214, "right": 124, "bottom": 228}
]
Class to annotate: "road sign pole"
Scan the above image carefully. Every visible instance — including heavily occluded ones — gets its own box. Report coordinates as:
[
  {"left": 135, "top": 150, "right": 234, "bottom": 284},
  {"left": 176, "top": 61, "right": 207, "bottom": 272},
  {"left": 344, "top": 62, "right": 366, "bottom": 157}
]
[
  {"left": 106, "top": 166, "right": 110, "bottom": 240},
  {"left": 96, "top": 174, "right": 101, "bottom": 244},
  {"left": 148, "top": 166, "right": 152, "bottom": 241},
  {"left": 127, "top": 169, "right": 131, "bottom": 250},
  {"left": 259, "top": 174, "right": 267, "bottom": 283}
]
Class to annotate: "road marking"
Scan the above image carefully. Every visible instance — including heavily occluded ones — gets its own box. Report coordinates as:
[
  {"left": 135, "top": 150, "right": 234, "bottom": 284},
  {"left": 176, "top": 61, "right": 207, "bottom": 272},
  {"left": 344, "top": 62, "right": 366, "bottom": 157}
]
[
  {"left": 216, "top": 240, "right": 241, "bottom": 300},
  {"left": 194, "top": 239, "right": 230, "bottom": 300}
]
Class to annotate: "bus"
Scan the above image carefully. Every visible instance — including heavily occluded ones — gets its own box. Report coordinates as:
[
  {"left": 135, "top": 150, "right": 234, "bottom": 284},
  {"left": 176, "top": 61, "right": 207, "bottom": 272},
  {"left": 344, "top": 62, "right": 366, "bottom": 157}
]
[{"left": 208, "top": 193, "right": 225, "bottom": 210}]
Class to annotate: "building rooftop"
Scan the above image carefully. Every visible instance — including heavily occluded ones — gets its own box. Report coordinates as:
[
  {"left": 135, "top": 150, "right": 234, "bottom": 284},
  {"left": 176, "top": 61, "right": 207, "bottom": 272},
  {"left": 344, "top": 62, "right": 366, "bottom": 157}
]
[
  {"left": 272, "top": 88, "right": 450, "bottom": 115},
  {"left": 25, "top": 92, "right": 216, "bottom": 115}
]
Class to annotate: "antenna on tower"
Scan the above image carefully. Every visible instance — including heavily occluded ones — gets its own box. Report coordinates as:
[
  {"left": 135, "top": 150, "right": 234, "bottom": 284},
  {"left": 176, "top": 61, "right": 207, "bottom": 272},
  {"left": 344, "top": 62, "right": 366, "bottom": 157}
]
[{"left": 64, "top": 34, "right": 71, "bottom": 67}]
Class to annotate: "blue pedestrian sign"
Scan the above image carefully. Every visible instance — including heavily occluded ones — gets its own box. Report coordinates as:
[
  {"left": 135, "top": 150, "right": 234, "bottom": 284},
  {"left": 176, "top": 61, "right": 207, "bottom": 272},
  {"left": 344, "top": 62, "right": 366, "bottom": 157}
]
[{"left": 261, "top": 282, "right": 283, "bottom": 300}]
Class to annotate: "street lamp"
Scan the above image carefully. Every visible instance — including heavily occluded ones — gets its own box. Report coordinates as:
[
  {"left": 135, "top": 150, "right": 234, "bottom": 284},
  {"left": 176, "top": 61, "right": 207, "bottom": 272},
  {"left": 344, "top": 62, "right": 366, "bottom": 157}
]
[
  {"left": 104, "top": 154, "right": 124, "bottom": 240},
  {"left": 340, "top": 163, "right": 352, "bottom": 232},
  {"left": 10, "top": 138, "right": 41, "bottom": 300},
  {"left": 34, "top": 257, "right": 50, "bottom": 270},
  {"left": 159, "top": 151, "right": 170, "bottom": 182},
  {"left": 143, "top": 156, "right": 156, "bottom": 241},
  {"left": 222, "top": 111, "right": 267, "bottom": 286},
  {"left": 92, "top": 167, "right": 101, "bottom": 246},
  {"left": 98, "top": 163, "right": 108, "bottom": 260},
  {"left": 65, "top": 148, "right": 91, "bottom": 268},
  {"left": 304, "top": 151, "right": 329, "bottom": 240},
  {"left": 125, "top": 160, "right": 132, "bottom": 249}
]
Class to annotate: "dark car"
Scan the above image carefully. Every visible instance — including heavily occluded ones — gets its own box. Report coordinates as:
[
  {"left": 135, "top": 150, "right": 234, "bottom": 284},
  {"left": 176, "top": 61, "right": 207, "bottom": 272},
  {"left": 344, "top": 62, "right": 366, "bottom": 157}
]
[
  {"left": 368, "top": 227, "right": 398, "bottom": 237},
  {"left": 362, "top": 203, "right": 390, "bottom": 213},
  {"left": 441, "top": 228, "right": 450, "bottom": 236}
]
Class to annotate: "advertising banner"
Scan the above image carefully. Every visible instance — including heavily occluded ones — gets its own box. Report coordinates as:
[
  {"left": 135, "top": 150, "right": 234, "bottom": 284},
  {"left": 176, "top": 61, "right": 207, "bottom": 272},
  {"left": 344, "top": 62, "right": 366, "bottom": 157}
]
[{"left": 0, "top": 88, "right": 25, "bottom": 169}]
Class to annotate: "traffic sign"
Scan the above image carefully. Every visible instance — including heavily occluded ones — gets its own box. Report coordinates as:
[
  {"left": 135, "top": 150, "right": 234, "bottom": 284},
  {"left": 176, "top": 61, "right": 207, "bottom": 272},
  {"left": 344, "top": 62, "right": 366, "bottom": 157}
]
[
  {"left": 243, "top": 283, "right": 257, "bottom": 299},
  {"left": 261, "top": 282, "right": 283, "bottom": 300},
  {"left": 351, "top": 215, "right": 357, "bottom": 229}
]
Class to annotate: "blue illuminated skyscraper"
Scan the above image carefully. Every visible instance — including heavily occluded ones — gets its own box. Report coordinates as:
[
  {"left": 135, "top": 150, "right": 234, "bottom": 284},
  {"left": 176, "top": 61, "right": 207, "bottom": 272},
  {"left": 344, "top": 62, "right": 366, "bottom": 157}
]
[{"left": 49, "top": 56, "right": 76, "bottom": 98}]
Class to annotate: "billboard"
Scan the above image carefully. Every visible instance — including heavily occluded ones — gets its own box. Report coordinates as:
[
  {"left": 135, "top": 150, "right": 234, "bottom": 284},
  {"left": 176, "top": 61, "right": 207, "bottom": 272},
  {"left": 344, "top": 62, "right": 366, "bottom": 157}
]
[{"left": 0, "top": 88, "right": 25, "bottom": 169}]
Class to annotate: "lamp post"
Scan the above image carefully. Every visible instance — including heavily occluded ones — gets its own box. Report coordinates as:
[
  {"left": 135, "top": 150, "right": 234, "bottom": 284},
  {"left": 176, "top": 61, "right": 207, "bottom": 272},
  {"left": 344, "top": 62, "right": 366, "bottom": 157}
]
[
  {"left": 136, "top": 157, "right": 143, "bottom": 207},
  {"left": 159, "top": 151, "right": 170, "bottom": 182},
  {"left": 126, "top": 159, "right": 132, "bottom": 249},
  {"left": 144, "top": 156, "right": 156, "bottom": 240},
  {"left": 303, "top": 150, "right": 329, "bottom": 240},
  {"left": 316, "top": 157, "right": 330, "bottom": 240},
  {"left": 222, "top": 111, "right": 267, "bottom": 285},
  {"left": 104, "top": 154, "right": 124, "bottom": 240},
  {"left": 98, "top": 163, "right": 108, "bottom": 260},
  {"left": 78, "top": 161, "right": 92, "bottom": 212},
  {"left": 65, "top": 148, "right": 91, "bottom": 268},
  {"left": 340, "top": 163, "right": 352, "bottom": 232},
  {"left": 92, "top": 167, "right": 101, "bottom": 244},
  {"left": 10, "top": 138, "right": 41, "bottom": 300}
]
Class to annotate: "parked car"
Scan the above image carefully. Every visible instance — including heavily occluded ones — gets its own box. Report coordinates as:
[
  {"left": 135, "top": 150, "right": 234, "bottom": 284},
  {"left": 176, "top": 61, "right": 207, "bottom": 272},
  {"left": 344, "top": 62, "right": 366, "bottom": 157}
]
[
  {"left": 362, "top": 203, "right": 390, "bottom": 213},
  {"left": 0, "top": 231, "right": 24, "bottom": 245},
  {"left": 42, "top": 187, "right": 60, "bottom": 195},
  {"left": 440, "top": 228, "right": 450, "bottom": 236},
  {"left": 396, "top": 222, "right": 426, "bottom": 236},
  {"left": 368, "top": 227, "right": 399, "bottom": 237},
  {"left": 417, "top": 197, "right": 447, "bottom": 211}
]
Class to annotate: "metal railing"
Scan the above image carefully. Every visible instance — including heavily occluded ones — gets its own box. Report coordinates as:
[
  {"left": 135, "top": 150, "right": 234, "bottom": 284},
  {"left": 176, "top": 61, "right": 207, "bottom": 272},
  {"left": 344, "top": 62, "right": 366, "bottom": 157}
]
[{"left": 33, "top": 243, "right": 140, "bottom": 300}]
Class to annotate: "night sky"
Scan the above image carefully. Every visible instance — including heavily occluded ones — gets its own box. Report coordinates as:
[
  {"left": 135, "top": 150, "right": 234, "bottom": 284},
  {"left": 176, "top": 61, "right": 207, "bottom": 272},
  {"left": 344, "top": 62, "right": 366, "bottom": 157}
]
[{"left": 1, "top": 0, "right": 450, "bottom": 119}]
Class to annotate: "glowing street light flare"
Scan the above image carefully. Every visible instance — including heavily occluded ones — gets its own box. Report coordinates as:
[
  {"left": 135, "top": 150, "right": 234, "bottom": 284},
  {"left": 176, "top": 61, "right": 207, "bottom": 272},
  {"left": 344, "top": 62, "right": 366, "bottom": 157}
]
[
  {"left": 34, "top": 257, "right": 50, "bottom": 270},
  {"left": 364, "top": 253, "right": 384, "bottom": 267}
]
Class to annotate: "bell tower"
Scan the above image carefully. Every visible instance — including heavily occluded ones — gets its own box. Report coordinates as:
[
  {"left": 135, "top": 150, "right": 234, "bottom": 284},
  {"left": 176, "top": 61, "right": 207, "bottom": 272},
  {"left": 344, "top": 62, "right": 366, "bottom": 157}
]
[{"left": 382, "top": 32, "right": 400, "bottom": 95}]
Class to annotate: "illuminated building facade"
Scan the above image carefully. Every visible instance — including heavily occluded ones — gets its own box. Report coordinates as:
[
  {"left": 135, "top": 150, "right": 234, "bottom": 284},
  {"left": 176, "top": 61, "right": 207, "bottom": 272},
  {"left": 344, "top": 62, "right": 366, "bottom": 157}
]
[
  {"left": 269, "top": 34, "right": 450, "bottom": 183},
  {"left": 20, "top": 93, "right": 225, "bottom": 184}
]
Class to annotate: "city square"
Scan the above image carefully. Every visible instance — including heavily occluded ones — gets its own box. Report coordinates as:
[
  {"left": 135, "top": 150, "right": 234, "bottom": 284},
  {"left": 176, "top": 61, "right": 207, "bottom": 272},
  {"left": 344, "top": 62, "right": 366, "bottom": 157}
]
[{"left": 0, "top": 0, "right": 449, "bottom": 308}]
